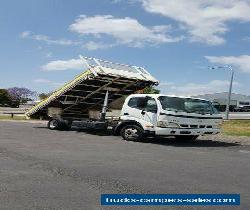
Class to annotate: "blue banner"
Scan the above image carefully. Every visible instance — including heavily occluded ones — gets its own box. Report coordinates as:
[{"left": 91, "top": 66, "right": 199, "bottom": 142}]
[{"left": 101, "top": 194, "right": 240, "bottom": 206}]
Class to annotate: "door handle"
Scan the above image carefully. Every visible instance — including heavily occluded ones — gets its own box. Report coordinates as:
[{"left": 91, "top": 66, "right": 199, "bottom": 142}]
[{"left": 123, "top": 113, "right": 129, "bottom": 115}]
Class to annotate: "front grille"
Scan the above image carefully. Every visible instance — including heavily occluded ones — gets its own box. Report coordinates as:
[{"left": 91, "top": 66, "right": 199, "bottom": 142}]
[
  {"left": 204, "top": 131, "right": 213, "bottom": 134},
  {"left": 180, "top": 124, "right": 212, "bottom": 129},
  {"left": 180, "top": 131, "right": 191, "bottom": 134},
  {"left": 190, "top": 125, "right": 198, "bottom": 128},
  {"left": 180, "top": 124, "right": 198, "bottom": 128}
]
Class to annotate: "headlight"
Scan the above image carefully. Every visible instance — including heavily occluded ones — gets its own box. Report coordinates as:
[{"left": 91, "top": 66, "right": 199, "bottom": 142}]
[
  {"left": 157, "top": 121, "right": 180, "bottom": 128},
  {"left": 157, "top": 121, "right": 168, "bottom": 127}
]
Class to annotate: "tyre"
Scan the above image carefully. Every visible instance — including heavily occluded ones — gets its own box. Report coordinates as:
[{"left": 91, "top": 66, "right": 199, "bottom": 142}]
[
  {"left": 47, "top": 119, "right": 60, "bottom": 130},
  {"left": 48, "top": 119, "right": 72, "bottom": 130},
  {"left": 175, "top": 135, "right": 198, "bottom": 142},
  {"left": 120, "top": 125, "right": 144, "bottom": 142},
  {"left": 68, "top": 120, "right": 72, "bottom": 129},
  {"left": 63, "top": 120, "right": 72, "bottom": 130}
]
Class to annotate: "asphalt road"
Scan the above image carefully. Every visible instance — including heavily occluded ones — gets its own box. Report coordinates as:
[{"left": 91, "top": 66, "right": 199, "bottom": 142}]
[{"left": 0, "top": 121, "right": 249, "bottom": 210}]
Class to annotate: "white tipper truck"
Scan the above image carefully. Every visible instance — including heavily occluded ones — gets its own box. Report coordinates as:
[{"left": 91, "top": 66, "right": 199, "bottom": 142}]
[
  {"left": 26, "top": 56, "right": 222, "bottom": 142},
  {"left": 116, "top": 94, "right": 222, "bottom": 141}
]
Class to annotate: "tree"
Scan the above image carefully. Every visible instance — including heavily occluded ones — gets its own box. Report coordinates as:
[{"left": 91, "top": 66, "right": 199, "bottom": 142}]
[
  {"left": 142, "top": 86, "right": 160, "bottom": 94},
  {"left": 8, "top": 87, "right": 36, "bottom": 104},
  {"left": 39, "top": 93, "right": 51, "bottom": 100},
  {"left": 0, "top": 89, "right": 11, "bottom": 105}
]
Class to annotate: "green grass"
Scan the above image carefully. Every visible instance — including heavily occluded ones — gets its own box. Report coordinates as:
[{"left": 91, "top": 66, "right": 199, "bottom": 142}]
[
  {"left": 0, "top": 115, "right": 27, "bottom": 120},
  {"left": 222, "top": 120, "right": 250, "bottom": 137}
]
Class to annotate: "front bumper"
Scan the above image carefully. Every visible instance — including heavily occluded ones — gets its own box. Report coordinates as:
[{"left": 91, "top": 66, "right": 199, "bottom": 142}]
[{"left": 155, "top": 127, "right": 220, "bottom": 136}]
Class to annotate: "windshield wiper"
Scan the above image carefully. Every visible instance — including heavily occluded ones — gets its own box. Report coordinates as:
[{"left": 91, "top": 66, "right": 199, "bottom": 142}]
[
  {"left": 194, "top": 111, "right": 213, "bottom": 115},
  {"left": 165, "top": 108, "right": 181, "bottom": 112}
]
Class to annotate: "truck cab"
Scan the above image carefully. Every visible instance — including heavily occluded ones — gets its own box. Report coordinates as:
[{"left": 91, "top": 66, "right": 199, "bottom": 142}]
[{"left": 117, "top": 94, "right": 223, "bottom": 141}]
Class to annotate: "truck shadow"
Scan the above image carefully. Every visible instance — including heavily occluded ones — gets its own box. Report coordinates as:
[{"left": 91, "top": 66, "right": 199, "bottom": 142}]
[
  {"left": 33, "top": 126, "right": 114, "bottom": 136},
  {"left": 32, "top": 126, "right": 240, "bottom": 147},
  {"left": 76, "top": 127, "right": 240, "bottom": 147},
  {"left": 146, "top": 137, "right": 240, "bottom": 147}
]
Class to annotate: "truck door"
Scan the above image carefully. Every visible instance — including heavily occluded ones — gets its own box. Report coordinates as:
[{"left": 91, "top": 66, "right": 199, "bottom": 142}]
[
  {"left": 124, "top": 96, "right": 158, "bottom": 127},
  {"left": 125, "top": 96, "right": 146, "bottom": 120},
  {"left": 142, "top": 97, "right": 158, "bottom": 126}
]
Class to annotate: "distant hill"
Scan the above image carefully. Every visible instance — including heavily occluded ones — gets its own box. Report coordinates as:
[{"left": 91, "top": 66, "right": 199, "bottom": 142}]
[{"left": 193, "top": 92, "right": 250, "bottom": 101}]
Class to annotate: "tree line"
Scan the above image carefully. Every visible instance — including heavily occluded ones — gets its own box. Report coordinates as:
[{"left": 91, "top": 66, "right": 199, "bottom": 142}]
[
  {"left": 0, "top": 87, "right": 50, "bottom": 108},
  {"left": 0, "top": 86, "right": 159, "bottom": 108}
]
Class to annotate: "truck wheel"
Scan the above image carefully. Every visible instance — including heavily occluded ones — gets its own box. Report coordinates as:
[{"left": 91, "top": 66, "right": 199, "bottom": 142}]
[
  {"left": 175, "top": 135, "right": 198, "bottom": 142},
  {"left": 62, "top": 120, "right": 72, "bottom": 130},
  {"left": 121, "top": 125, "right": 144, "bottom": 142},
  {"left": 48, "top": 119, "right": 60, "bottom": 130},
  {"left": 66, "top": 120, "right": 72, "bottom": 130}
]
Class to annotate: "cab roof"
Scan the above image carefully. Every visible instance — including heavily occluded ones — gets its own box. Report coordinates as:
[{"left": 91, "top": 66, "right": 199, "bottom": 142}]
[{"left": 128, "top": 94, "right": 211, "bottom": 102}]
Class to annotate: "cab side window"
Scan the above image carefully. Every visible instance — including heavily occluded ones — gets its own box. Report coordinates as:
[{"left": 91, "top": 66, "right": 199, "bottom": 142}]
[
  {"left": 128, "top": 97, "right": 157, "bottom": 113},
  {"left": 128, "top": 97, "right": 140, "bottom": 108}
]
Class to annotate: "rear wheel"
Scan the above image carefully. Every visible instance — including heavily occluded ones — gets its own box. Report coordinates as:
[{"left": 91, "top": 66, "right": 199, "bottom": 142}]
[
  {"left": 67, "top": 120, "right": 72, "bottom": 129},
  {"left": 48, "top": 119, "right": 60, "bottom": 130},
  {"left": 63, "top": 120, "right": 72, "bottom": 130},
  {"left": 121, "top": 125, "right": 144, "bottom": 142},
  {"left": 175, "top": 135, "right": 198, "bottom": 142},
  {"left": 47, "top": 119, "right": 71, "bottom": 130}
]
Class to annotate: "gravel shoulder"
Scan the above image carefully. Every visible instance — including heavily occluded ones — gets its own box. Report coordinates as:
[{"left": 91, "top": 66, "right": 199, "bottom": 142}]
[{"left": 200, "top": 134, "right": 250, "bottom": 145}]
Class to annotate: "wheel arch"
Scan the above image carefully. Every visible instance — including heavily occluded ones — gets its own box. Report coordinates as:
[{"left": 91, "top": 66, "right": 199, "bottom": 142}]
[{"left": 113, "top": 120, "right": 144, "bottom": 136}]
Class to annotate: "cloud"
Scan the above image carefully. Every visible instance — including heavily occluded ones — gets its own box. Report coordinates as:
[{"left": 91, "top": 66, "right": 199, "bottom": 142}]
[
  {"left": 159, "top": 80, "right": 239, "bottom": 96},
  {"left": 33, "top": 78, "right": 52, "bottom": 83},
  {"left": 69, "top": 15, "right": 184, "bottom": 47},
  {"left": 20, "top": 31, "right": 31, "bottom": 38},
  {"left": 33, "top": 78, "right": 64, "bottom": 87},
  {"left": 243, "top": 36, "right": 250, "bottom": 42},
  {"left": 41, "top": 59, "right": 84, "bottom": 71},
  {"left": 110, "top": 0, "right": 135, "bottom": 4},
  {"left": 139, "top": 0, "right": 250, "bottom": 45},
  {"left": 205, "top": 55, "right": 250, "bottom": 73},
  {"left": 46, "top": 52, "right": 53, "bottom": 58},
  {"left": 20, "top": 31, "right": 79, "bottom": 46},
  {"left": 83, "top": 41, "right": 115, "bottom": 50}
]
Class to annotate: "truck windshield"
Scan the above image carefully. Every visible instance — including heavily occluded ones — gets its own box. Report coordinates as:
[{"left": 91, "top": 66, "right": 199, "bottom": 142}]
[{"left": 158, "top": 96, "right": 218, "bottom": 114}]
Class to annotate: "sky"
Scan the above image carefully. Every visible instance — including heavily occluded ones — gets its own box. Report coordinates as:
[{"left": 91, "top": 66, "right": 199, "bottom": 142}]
[{"left": 0, "top": 0, "right": 250, "bottom": 96}]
